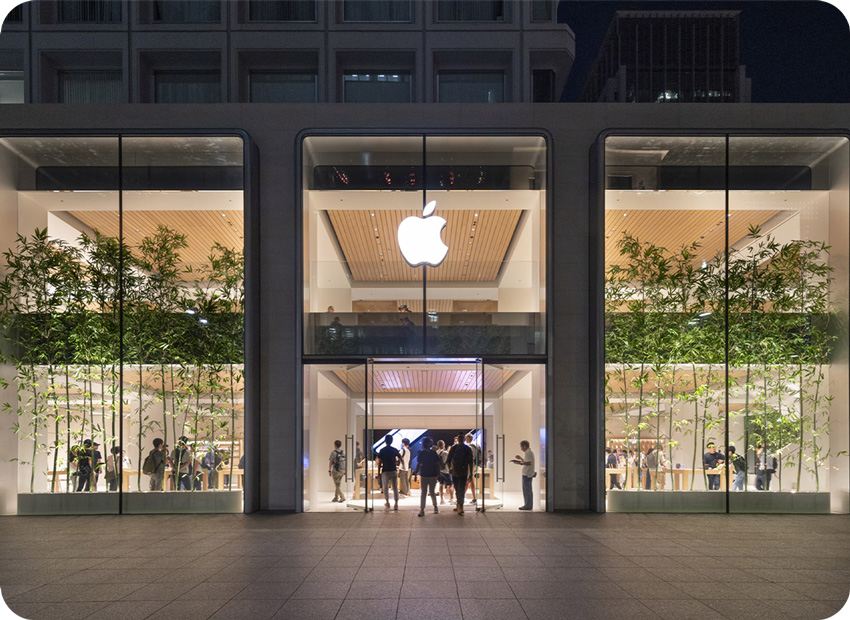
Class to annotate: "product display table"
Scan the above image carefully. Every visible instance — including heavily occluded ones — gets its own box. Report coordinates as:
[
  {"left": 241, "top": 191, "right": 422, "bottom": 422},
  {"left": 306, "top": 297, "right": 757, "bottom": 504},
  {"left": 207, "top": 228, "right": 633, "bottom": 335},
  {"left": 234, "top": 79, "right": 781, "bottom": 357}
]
[{"left": 605, "top": 467, "right": 727, "bottom": 490}]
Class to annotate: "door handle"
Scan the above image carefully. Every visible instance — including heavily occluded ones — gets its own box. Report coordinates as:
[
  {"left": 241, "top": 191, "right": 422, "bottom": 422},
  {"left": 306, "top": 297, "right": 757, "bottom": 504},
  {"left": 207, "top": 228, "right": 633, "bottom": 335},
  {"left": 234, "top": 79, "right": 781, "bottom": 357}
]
[
  {"left": 497, "top": 434, "right": 506, "bottom": 482},
  {"left": 345, "top": 434, "right": 354, "bottom": 482}
]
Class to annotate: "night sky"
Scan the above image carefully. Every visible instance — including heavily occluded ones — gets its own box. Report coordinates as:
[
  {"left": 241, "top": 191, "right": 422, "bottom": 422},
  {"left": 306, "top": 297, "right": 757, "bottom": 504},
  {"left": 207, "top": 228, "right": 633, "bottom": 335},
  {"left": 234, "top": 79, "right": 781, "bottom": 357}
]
[{"left": 559, "top": 0, "right": 850, "bottom": 102}]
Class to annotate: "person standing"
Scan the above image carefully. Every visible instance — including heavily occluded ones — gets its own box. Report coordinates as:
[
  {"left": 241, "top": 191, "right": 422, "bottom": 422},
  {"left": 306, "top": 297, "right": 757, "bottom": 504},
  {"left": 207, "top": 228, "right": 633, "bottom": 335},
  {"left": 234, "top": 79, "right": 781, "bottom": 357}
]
[
  {"left": 328, "top": 439, "right": 346, "bottom": 503},
  {"left": 727, "top": 445, "right": 747, "bottom": 490},
  {"left": 644, "top": 447, "right": 658, "bottom": 490},
  {"left": 414, "top": 437, "right": 441, "bottom": 517},
  {"left": 755, "top": 444, "right": 777, "bottom": 491},
  {"left": 146, "top": 438, "right": 167, "bottom": 491},
  {"left": 605, "top": 447, "right": 621, "bottom": 490},
  {"left": 105, "top": 446, "right": 121, "bottom": 492},
  {"left": 376, "top": 435, "right": 401, "bottom": 510},
  {"left": 513, "top": 440, "right": 536, "bottom": 510},
  {"left": 704, "top": 442, "right": 725, "bottom": 490},
  {"left": 171, "top": 436, "right": 193, "bottom": 491},
  {"left": 436, "top": 440, "right": 453, "bottom": 504},
  {"left": 74, "top": 439, "right": 95, "bottom": 492},
  {"left": 447, "top": 434, "right": 474, "bottom": 516},
  {"left": 399, "top": 437, "right": 412, "bottom": 497}
]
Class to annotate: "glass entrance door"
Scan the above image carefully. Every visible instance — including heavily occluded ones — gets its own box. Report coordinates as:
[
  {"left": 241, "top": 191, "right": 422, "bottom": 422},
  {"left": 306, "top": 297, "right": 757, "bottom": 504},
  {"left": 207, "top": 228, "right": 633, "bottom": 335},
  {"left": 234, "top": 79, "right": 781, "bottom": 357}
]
[
  {"left": 346, "top": 361, "right": 375, "bottom": 511},
  {"left": 482, "top": 363, "right": 505, "bottom": 511}
]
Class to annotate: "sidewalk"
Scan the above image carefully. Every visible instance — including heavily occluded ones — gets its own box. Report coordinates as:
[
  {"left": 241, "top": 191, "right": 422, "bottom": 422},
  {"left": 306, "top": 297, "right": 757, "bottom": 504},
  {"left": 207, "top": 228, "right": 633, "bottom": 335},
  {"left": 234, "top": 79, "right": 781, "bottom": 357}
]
[{"left": 0, "top": 510, "right": 848, "bottom": 620}]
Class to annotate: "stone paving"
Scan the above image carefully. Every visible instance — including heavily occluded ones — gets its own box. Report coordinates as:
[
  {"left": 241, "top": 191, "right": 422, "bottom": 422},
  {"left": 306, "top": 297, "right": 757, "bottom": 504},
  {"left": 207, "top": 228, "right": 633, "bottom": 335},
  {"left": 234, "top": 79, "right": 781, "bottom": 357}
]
[{"left": 0, "top": 510, "right": 849, "bottom": 620}]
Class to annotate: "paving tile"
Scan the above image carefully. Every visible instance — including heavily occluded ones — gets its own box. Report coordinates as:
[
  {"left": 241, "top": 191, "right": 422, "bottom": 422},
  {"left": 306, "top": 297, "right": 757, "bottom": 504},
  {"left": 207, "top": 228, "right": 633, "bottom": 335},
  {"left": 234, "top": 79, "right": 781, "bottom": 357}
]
[
  {"left": 335, "top": 598, "right": 399, "bottom": 620},
  {"left": 459, "top": 598, "right": 526, "bottom": 620},
  {"left": 457, "top": 581, "right": 517, "bottom": 599},
  {"left": 397, "top": 598, "right": 463, "bottom": 620},
  {"left": 643, "top": 599, "right": 728, "bottom": 620},
  {"left": 617, "top": 581, "right": 692, "bottom": 600},
  {"left": 522, "top": 598, "right": 661, "bottom": 620},
  {"left": 155, "top": 599, "right": 229, "bottom": 620},
  {"left": 208, "top": 598, "right": 285, "bottom": 620},
  {"left": 453, "top": 566, "right": 506, "bottom": 582},
  {"left": 3, "top": 602, "right": 53, "bottom": 620},
  {"left": 400, "top": 580, "right": 457, "bottom": 599},
  {"left": 6, "top": 583, "right": 81, "bottom": 603},
  {"left": 353, "top": 566, "right": 404, "bottom": 581},
  {"left": 178, "top": 582, "right": 250, "bottom": 601},
  {"left": 85, "top": 599, "right": 170, "bottom": 620},
  {"left": 271, "top": 598, "right": 343, "bottom": 620},
  {"left": 233, "top": 581, "right": 300, "bottom": 600},
  {"left": 345, "top": 581, "right": 402, "bottom": 598},
  {"left": 122, "top": 581, "right": 195, "bottom": 601},
  {"left": 290, "top": 580, "right": 351, "bottom": 599}
]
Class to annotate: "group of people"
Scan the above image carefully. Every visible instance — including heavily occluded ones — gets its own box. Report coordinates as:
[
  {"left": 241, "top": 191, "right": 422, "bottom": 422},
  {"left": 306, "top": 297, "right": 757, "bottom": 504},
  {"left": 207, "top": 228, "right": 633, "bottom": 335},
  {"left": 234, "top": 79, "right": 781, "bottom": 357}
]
[
  {"left": 331, "top": 434, "right": 536, "bottom": 514},
  {"left": 71, "top": 439, "right": 129, "bottom": 492},
  {"left": 605, "top": 441, "right": 777, "bottom": 491}
]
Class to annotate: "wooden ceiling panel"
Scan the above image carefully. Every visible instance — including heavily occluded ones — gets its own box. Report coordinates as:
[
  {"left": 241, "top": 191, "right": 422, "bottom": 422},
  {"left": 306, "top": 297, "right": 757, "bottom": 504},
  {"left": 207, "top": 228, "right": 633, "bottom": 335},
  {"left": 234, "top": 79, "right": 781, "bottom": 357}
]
[
  {"left": 333, "top": 368, "right": 515, "bottom": 394},
  {"left": 326, "top": 209, "right": 522, "bottom": 282},
  {"left": 605, "top": 209, "right": 781, "bottom": 269},
  {"left": 69, "top": 210, "right": 243, "bottom": 280}
]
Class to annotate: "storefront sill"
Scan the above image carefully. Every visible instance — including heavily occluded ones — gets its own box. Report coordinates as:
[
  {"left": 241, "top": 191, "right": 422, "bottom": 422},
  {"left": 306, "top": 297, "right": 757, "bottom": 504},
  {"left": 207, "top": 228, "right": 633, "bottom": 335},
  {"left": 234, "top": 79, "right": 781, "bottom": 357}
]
[
  {"left": 606, "top": 490, "right": 831, "bottom": 514},
  {"left": 17, "top": 491, "right": 243, "bottom": 515}
]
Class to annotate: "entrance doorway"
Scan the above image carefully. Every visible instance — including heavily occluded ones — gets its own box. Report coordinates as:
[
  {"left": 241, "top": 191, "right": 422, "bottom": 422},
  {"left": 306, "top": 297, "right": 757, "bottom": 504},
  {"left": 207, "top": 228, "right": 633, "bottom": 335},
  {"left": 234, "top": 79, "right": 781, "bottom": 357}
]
[{"left": 302, "top": 360, "right": 545, "bottom": 512}]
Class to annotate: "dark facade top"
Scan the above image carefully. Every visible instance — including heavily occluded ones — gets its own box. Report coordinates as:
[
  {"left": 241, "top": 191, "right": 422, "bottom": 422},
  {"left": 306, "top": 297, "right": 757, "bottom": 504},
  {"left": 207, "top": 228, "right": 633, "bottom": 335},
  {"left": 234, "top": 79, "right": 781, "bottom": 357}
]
[
  {"left": 580, "top": 10, "right": 751, "bottom": 103},
  {"left": 0, "top": 0, "right": 574, "bottom": 104}
]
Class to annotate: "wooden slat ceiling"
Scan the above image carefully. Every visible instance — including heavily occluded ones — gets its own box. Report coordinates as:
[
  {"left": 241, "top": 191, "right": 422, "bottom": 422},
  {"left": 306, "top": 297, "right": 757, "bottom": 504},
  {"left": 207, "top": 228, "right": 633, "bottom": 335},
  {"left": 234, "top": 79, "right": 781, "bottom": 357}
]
[
  {"left": 69, "top": 210, "right": 243, "bottom": 280},
  {"left": 334, "top": 368, "right": 516, "bottom": 394},
  {"left": 605, "top": 209, "right": 781, "bottom": 269},
  {"left": 326, "top": 209, "right": 522, "bottom": 282}
]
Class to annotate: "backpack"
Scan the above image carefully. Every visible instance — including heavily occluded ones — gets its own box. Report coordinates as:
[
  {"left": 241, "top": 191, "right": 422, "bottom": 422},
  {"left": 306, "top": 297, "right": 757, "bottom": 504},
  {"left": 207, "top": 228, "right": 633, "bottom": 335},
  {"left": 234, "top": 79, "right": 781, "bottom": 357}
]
[
  {"left": 333, "top": 449, "right": 346, "bottom": 472},
  {"left": 142, "top": 451, "right": 157, "bottom": 475}
]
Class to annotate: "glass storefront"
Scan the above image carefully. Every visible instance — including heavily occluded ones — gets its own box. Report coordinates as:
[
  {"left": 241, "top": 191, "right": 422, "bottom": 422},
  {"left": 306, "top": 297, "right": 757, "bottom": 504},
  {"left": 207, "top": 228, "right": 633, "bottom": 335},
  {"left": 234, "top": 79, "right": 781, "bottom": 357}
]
[
  {"left": 0, "top": 135, "right": 245, "bottom": 514},
  {"left": 603, "top": 134, "right": 850, "bottom": 513},
  {"left": 302, "top": 134, "right": 547, "bottom": 358}
]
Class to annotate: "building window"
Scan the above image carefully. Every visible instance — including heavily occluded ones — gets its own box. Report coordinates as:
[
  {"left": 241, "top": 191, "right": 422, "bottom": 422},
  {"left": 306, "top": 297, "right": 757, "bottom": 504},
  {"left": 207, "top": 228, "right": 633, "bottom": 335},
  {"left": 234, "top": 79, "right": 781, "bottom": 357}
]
[
  {"left": 247, "top": 0, "right": 315, "bottom": 22},
  {"left": 343, "top": 72, "right": 411, "bottom": 103},
  {"left": 532, "top": 69, "right": 555, "bottom": 103},
  {"left": 154, "top": 71, "right": 221, "bottom": 103},
  {"left": 57, "top": 0, "right": 122, "bottom": 22},
  {"left": 437, "top": 0, "right": 503, "bottom": 22},
  {"left": 530, "top": 0, "right": 552, "bottom": 22},
  {"left": 250, "top": 72, "right": 316, "bottom": 102},
  {"left": 438, "top": 72, "right": 504, "bottom": 103},
  {"left": 5, "top": 4, "right": 24, "bottom": 22},
  {"left": 153, "top": 0, "right": 220, "bottom": 23},
  {"left": 343, "top": 0, "right": 411, "bottom": 22},
  {"left": 59, "top": 70, "right": 122, "bottom": 103},
  {"left": 0, "top": 71, "right": 24, "bottom": 103}
]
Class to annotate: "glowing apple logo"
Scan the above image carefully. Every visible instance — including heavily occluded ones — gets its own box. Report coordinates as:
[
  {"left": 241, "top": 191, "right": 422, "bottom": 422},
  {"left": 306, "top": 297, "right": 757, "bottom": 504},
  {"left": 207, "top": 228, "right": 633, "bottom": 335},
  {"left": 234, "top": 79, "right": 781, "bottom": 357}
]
[{"left": 397, "top": 200, "right": 448, "bottom": 267}]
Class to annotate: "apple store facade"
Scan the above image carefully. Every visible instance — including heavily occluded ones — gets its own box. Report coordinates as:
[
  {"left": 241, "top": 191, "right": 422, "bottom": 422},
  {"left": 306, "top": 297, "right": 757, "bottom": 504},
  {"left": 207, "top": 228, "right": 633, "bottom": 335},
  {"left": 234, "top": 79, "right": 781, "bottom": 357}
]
[{"left": 0, "top": 104, "right": 848, "bottom": 515}]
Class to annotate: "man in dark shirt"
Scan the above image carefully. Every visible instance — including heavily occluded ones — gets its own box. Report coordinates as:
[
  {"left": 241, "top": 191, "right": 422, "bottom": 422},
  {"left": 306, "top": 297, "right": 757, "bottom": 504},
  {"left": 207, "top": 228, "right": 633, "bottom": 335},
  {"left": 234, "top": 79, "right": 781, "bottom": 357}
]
[
  {"left": 727, "top": 445, "right": 747, "bottom": 491},
  {"left": 447, "top": 434, "right": 474, "bottom": 516},
  {"left": 376, "top": 435, "right": 401, "bottom": 511},
  {"left": 605, "top": 447, "right": 621, "bottom": 490},
  {"left": 704, "top": 442, "right": 725, "bottom": 490}
]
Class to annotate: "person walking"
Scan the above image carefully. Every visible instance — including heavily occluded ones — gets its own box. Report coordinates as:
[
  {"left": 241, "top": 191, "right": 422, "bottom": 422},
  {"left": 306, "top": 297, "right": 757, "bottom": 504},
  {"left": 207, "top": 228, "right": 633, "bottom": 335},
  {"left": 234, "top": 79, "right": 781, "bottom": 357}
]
[
  {"left": 376, "top": 435, "right": 401, "bottom": 510},
  {"left": 512, "top": 440, "right": 536, "bottom": 510},
  {"left": 464, "top": 434, "right": 479, "bottom": 507},
  {"left": 328, "top": 439, "right": 346, "bottom": 503},
  {"left": 144, "top": 438, "right": 167, "bottom": 491},
  {"left": 447, "top": 434, "right": 474, "bottom": 516},
  {"left": 436, "top": 439, "right": 453, "bottom": 504},
  {"left": 414, "top": 437, "right": 441, "bottom": 517},
  {"left": 171, "top": 437, "right": 193, "bottom": 491},
  {"left": 727, "top": 445, "right": 747, "bottom": 490}
]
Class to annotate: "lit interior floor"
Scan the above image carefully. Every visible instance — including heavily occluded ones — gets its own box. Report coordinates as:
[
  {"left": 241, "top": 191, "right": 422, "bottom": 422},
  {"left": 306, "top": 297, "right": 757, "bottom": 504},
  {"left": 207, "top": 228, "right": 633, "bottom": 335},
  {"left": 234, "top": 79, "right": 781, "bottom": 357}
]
[{"left": 311, "top": 490, "right": 537, "bottom": 512}]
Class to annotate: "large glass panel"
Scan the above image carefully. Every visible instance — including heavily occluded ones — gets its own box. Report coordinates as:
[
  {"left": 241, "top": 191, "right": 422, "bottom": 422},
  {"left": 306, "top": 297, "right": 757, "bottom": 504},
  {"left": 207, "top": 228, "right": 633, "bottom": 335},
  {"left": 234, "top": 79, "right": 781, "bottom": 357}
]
[
  {"left": 604, "top": 136, "right": 727, "bottom": 512},
  {"left": 0, "top": 71, "right": 24, "bottom": 104},
  {"left": 438, "top": 72, "right": 505, "bottom": 103},
  {"left": 344, "top": 0, "right": 411, "bottom": 22},
  {"left": 58, "top": 0, "right": 122, "bottom": 22},
  {"left": 343, "top": 72, "right": 412, "bottom": 103},
  {"left": 302, "top": 135, "right": 545, "bottom": 358},
  {"left": 437, "top": 0, "right": 504, "bottom": 22},
  {"left": 424, "top": 136, "right": 546, "bottom": 357},
  {"left": 728, "top": 137, "right": 849, "bottom": 513},
  {"left": 0, "top": 137, "right": 121, "bottom": 514},
  {"left": 250, "top": 72, "right": 317, "bottom": 103},
  {"left": 302, "top": 136, "right": 424, "bottom": 356},
  {"left": 119, "top": 136, "right": 244, "bottom": 513},
  {"left": 154, "top": 0, "right": 220, "bottom": 23},
  {"left": 60, "top": 71, "right": 123, "bottom": 104},
  {"left": 154, "top": 71, "right": 221, "bottom": 103},
  {"left": 481, "top": 363, "right": 502, "bottom": 510},
  {"left": 248, "top": 0, "right": 316, "bottom": 21}
]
